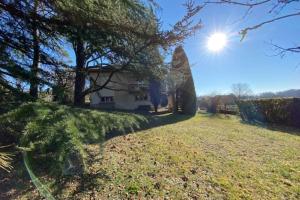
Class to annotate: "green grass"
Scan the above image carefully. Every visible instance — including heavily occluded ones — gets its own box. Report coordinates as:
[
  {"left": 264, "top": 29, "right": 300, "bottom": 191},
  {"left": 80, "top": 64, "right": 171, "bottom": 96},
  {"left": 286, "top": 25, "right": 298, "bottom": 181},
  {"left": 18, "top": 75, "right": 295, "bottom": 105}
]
[{"left": 2, "top": 112, "right": 300, "bottom": 199}]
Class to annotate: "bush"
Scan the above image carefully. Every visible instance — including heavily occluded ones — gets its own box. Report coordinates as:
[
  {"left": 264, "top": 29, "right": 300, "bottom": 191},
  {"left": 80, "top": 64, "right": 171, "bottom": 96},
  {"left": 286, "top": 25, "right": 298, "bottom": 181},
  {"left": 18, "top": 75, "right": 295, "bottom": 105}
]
[
  {"left": 237, "top": 98, "right": 300, "bottom": 128},
  {"left": 0, "top": 102, "right": 148, "bottom": 175}
]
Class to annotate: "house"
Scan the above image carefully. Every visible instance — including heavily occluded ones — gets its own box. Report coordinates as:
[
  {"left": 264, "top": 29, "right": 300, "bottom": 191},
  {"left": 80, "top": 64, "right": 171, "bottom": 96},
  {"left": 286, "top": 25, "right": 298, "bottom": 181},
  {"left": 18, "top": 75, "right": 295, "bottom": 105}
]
[{"left": 88, "top": 68, "right": 153, "bottom": 110}]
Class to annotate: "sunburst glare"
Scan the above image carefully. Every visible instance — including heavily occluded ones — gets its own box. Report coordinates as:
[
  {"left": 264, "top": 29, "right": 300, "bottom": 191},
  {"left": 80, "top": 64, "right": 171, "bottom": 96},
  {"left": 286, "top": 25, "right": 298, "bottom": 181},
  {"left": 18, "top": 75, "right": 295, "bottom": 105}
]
[{"left": 207, "top": 32, "right": 228, "bottom": 52}]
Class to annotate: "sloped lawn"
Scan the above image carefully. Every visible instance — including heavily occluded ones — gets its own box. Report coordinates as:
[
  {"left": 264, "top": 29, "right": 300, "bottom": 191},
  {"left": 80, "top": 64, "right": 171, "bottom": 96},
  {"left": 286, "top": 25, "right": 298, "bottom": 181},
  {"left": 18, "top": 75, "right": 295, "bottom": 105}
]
[{"left": 1, "top": 112, "right": 300, "bottom": 199}]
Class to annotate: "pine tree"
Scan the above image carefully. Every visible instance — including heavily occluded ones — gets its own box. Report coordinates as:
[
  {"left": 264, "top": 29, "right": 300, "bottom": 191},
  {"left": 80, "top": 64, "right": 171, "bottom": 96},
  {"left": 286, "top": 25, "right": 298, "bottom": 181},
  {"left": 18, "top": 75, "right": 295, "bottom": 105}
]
[
  {"left": 0, "top": 0, "right": 67, "bottom": 99},
  {"left": 0, "top": 0, "right": 202, "bottom": 105},
  {"left": 56, "top": 0, "right": 202, "bottom": 106}
]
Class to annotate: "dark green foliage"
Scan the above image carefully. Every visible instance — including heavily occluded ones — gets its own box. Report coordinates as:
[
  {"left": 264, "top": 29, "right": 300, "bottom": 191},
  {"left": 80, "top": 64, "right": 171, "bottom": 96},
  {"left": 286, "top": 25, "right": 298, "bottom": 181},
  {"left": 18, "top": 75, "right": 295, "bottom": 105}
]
[
  {"left": 149, "top": 79, "right": 161, "bottom": 112},
  {"left": 207, "top": 96, "right": 219, "bottom": 114},
  {"left": 0, "top": 1, "right": 67, "bottom": 98},
  {"left": 56, "top": 0, "right": 201, "bottom": 105},
  {"left": 1, "top": 0, "right": 201, "bottom": 105},
  {"left": 160, "top": 94, "right": 168, "bottom": 107},
  {"left": 170, "top": 46, "right": 197, "bottom": 115},
  {"left": 0, "top": 102, "right": 148, "bottom": 174},
  {"left": 0, "top": 91, "right": 31, "bottom": 107},
  {"left": 237, "top": 98, "right": 300, "bottom": 128},
  {"left": 180, "top": 76, "right": 197, "bottom": 115},
  {"left": 56, "top": 0, "right": 164, "bottom": 105}
]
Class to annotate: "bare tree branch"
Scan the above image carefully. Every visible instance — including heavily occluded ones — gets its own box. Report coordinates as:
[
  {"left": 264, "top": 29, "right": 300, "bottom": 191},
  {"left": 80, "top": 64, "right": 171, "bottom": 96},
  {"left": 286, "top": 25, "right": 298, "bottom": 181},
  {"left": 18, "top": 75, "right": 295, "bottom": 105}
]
[
  {"left": 240, "top": 11, "right": 300, "bottom": 40},
  {"left": 205, "top": 0, "right": 300, "bottom": 47},
  {"left": 205, "top": 0, "right": 272, "bottom": 7}
]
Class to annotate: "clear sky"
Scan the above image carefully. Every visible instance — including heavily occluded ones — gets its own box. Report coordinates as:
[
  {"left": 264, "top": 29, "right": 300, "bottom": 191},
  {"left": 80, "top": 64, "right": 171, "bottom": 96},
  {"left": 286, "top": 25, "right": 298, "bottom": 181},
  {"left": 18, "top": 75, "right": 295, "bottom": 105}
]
[{"left": 156, "top": 0, "right": 300, "bottom": 96}]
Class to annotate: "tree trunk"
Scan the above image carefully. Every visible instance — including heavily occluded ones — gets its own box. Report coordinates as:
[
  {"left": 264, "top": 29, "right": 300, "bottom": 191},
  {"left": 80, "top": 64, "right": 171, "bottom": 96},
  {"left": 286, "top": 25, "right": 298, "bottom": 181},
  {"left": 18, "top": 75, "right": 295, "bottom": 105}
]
[
  {"left": 73, "top": 35, "right": 86, "bottom": 106},
  {"left": 175, "top": 89, "right": 180, "bottom": 113},
  {"left": 154, "top": 105, "right": 158, "bottom": 113},
  {"left": 171, "top": 91, "right": 177, "bottom": 114},
  {"left": 30, "top": 0, "right": 39, "bottom": 99}
]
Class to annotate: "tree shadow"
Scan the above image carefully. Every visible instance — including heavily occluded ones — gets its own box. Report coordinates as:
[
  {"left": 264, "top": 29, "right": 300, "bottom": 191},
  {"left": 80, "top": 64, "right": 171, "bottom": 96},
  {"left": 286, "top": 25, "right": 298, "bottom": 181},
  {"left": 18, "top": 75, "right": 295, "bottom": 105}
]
[
  {"left": 51, "top": 112, "right": 194, "bottom": 198},
  {"left": 240, "top": 120, "right": 300, "bottom": 136},
  {"left": 105, "top": 112, "right": 194, "bottom": 140},
  {"left": 0, "top": 105, "right": 193, "bottom": 199},
  {"left": 51, "top": 169, "right": 111, "bottom": 199},
  {"left": 201, "top": 111, "right": 300, "bottom": 137},
  {"left": 200, "top": 112, "right": 237, "bottom": 120},
  {"left": 0, "top": 155, "right": 40, "bottom": 200}
]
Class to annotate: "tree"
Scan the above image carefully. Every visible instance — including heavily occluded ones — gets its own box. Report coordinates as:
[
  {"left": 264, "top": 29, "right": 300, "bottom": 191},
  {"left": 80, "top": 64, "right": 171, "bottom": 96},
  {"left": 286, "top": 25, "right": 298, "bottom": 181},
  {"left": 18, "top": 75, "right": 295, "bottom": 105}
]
[
  {"left": 231, "top": 83, "right": 252, "bottom": 100},
  {"left": 0, "top": 0, "right": 202, "bottom": 105},
  {"left": 205, "top": 0, "right": 300, "bottom": 55},
  {"left": 149, "top": 79, "right": 161, "bottom": 113},
  {"left": 55, "top": 0, "right": 202, "bottom": 106},
  {"left": 169, "top": 46, "right": 197, "bottom": 115},
  {"left": 0, "top": 0, "right": 68, "bottom": 99},
  {"left": 29, "top": 0, "right": 40, "bottom": 98},
  {"left": 160, "top": 94, "right": 168, "bottom": 107},
  {"left": 208, "top": 96, "right": 220, "bottom": 113},
  {"left": 168, "top": 51, "right": 185, "bottom": 113}
]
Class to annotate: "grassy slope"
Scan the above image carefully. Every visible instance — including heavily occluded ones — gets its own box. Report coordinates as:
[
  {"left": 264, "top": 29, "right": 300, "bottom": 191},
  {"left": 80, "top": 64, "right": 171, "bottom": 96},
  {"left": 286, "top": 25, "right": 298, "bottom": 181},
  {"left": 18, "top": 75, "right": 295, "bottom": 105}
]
[
  {"left": 56, "top": 114, "right": 300, "bottom": 199},
  {"left": 2, "top": 113, "right": 300, "bottom": 199}
]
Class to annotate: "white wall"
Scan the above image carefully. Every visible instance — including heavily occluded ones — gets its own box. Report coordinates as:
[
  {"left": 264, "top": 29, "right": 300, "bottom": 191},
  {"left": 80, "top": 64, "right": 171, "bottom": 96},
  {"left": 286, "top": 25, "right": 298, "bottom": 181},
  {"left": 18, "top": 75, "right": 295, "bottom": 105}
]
[{"left": 89, "top": 71, "right": 152, "bottom": 110}]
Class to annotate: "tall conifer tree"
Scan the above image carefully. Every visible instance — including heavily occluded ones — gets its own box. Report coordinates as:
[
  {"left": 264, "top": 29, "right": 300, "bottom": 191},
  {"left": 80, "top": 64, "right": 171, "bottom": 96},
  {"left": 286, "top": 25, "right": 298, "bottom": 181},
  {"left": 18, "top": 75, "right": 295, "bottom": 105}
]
[{"left": 170, "top": 46, "right": 196, "bottom": 115}]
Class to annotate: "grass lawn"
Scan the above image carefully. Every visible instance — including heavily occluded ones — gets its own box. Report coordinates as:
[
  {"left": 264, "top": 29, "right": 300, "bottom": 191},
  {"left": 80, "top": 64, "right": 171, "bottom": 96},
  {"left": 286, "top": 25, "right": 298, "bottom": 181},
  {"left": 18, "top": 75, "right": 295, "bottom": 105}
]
[{"left": 1, "top": 113, "right": 300, "bottom": 199}]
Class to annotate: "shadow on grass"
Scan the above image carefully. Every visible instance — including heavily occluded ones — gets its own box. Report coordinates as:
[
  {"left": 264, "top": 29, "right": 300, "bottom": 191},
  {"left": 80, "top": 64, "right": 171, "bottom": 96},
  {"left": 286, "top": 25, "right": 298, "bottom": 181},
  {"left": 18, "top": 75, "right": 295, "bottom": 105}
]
[
  {"left": 50, "top": 112, "right": 194, "bottom": 198},
  {"left": 0, "top": 154, "right": 40, "bottom": 200},
  {"left": 49, "top": 110, "right": 298, "bottom": 199},
  {"left": 0, "top": 105, "right": 193, "bottom": 199},
  {"left": 240, "top": 120, "right": 300, "bottom": 136},
  {"left": 199, "top": 112, "right": 237, "bottom": 120},
  {"left": 105, "top": 112, "right": 194, "bottom": 140},
  {"left": 51, "top": 168, "right": 110, "bottom": 199},
  {"left": 201, "top": 111, "right": 300, "bottom": 137}
]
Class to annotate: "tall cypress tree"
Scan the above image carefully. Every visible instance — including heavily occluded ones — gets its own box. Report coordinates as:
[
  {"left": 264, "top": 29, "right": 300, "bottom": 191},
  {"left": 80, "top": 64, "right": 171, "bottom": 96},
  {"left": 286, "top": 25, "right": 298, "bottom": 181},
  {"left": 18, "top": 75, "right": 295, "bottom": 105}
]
[{"left": 170, "top": 46, "right": 196, "bottom": 115}]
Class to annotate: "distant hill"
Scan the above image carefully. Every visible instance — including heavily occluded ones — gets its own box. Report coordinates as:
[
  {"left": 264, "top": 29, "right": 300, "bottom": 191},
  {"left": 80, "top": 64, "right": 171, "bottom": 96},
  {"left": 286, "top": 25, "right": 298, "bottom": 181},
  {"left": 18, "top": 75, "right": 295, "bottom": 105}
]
[
  {"left": 197, "top": 89, "right": 300, "bottom": 102},
  {"left": 259, "top": 89, "right": 300, "bottom": 98}
]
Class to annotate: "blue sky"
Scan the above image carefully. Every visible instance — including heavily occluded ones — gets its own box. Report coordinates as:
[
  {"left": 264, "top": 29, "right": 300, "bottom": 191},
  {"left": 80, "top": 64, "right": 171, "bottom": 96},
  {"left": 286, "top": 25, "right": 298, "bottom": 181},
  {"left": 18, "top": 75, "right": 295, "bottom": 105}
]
[{"left": 156, "top": 0, "right": 300, "bottom": 96}]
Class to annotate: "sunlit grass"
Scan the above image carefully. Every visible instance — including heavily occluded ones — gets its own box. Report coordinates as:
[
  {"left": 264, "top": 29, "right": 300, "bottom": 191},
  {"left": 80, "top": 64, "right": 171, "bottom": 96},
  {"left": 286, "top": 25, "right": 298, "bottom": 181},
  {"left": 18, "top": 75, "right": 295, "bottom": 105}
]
[
  {"left": 55, "top": 113, "right": 300, "bottom": 199},
  {"left": 3, "top": 113, "right": 300, "bottom": 199}
]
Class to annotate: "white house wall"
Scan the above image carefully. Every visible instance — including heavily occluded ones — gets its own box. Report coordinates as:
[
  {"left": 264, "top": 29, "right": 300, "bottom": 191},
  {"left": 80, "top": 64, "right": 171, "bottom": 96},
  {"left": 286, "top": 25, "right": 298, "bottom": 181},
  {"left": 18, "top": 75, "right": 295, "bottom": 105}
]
[{"left": 89, "top": 72, "right": 152, "bottom": 110}]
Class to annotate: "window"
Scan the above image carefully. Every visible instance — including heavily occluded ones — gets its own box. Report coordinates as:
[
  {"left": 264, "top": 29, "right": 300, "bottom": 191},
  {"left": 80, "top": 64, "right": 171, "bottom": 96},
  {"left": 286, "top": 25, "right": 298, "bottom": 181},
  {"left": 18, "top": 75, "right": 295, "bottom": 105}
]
[
  {"left": 137, "top": 80, "right": 145, "bottom": 86},
  {"left": 135, "top": 94, "right": 148, "bottom": 101},
  {"left": 100, "top": 96, "right": 114, "bottom": 103}
]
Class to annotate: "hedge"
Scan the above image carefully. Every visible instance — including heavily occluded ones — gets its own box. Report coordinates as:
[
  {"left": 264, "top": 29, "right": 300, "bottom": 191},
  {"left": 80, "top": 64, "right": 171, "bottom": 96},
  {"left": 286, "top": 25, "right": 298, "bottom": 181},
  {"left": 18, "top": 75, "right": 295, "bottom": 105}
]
[{"left": 237, "top": 98, "right": 300, "bottom": 128}]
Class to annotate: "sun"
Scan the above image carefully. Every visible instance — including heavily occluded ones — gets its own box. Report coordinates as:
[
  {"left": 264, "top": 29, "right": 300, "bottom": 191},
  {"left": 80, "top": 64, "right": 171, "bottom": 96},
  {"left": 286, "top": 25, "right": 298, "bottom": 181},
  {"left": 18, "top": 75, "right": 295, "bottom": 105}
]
[{"left": 207, "top": 32, "right": 228, "bottom": 52}]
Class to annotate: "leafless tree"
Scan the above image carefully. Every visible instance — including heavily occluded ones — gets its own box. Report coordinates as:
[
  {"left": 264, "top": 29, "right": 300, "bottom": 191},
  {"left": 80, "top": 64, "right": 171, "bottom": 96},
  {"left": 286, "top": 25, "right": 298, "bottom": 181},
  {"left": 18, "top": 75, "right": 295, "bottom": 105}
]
[{"left": 231, "top": 83, "right": 252, "bottom": 100}]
